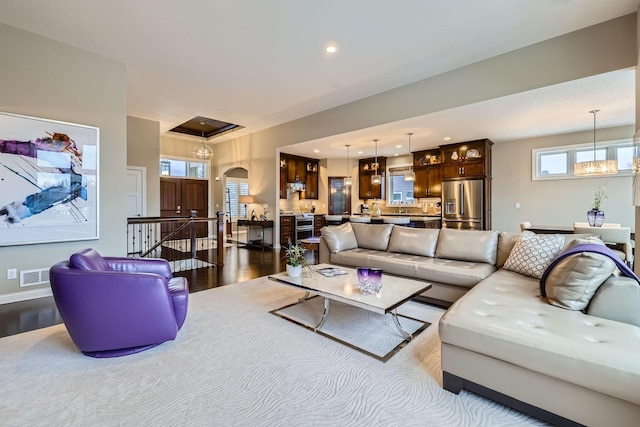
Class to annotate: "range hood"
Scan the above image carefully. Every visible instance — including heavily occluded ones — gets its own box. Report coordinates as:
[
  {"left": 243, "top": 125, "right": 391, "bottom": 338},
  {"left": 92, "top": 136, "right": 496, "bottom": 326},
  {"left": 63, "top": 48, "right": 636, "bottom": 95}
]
[{"left": 287, "top": 182, "right": 305, "bottom": 192}]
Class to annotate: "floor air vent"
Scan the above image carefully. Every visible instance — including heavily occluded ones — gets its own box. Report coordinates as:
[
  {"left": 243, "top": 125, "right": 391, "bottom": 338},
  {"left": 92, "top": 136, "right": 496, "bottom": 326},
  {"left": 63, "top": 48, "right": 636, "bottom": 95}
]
[{"left": 20, "top": 268, "right": 50, "bottom": 287}]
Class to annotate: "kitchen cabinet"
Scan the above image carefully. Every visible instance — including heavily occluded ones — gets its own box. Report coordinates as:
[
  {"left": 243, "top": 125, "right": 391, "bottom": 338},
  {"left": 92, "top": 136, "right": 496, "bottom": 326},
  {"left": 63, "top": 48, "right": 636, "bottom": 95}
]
[
  {"left": 280, "top": 154, "right": 319, "bottom": 199},
  {"left": 413, "top": 167, "right": 442, "bottom": 198},
  {"left": 280, "top": 215, "right": 294, "bottom": 247},
  {"left": 412, "top": 149, "right": 442, "bottom": 198},
  {"left": 313, "top": 214, "right": 325, "bottom": 236},
  {"left": 301, "top": 160, "right": 318, "bottom": 199},
  {"left": 279, "top": 160, "right": 287, "bottom": 199},
  {"left": 358, "top": 157, "right": 386, "bottom": 200},
  {"left": 441, "top": 139, "right": 492, "bottom": 180},
  {"left": 286, "top": 157, "right": 306, "bottom": 183}
]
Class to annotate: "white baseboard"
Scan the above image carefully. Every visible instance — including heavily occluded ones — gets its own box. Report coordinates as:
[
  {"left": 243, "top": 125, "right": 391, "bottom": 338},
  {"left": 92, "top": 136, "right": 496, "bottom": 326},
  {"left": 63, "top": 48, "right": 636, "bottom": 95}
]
[{"left": 0, "top": 287, "right": 53, "bottom": 305}]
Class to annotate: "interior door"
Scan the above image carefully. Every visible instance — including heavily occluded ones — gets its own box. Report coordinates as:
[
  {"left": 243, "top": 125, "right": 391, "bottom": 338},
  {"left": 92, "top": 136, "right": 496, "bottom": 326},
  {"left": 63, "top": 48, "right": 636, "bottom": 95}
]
[
  {"left": 126, "top": 167, "right": 146, "bottom": 255},
  {"left": 328, "top": 177, "right": 351, "bottom": 215},
  {"left": 126, "top": 167, "right": 146, "bottom": 218}
]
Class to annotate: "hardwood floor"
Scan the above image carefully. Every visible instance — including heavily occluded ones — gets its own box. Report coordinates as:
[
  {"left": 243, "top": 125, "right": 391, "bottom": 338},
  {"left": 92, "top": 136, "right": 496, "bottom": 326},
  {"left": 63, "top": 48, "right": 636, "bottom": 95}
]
[{"left": 0, "top": 246, "right": 288, "bottom": 339}]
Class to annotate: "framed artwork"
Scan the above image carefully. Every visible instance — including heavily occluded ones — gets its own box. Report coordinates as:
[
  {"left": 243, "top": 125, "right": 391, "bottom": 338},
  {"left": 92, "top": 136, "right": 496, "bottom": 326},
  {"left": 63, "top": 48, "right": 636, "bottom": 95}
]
[{"left": 0, "top": 112, "right": 99, "bottom": 246}]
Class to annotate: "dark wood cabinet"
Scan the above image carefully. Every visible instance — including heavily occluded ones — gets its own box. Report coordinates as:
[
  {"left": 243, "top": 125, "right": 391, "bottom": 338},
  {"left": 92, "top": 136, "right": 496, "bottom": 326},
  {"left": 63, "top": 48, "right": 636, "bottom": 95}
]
[
  {"left": 412, "top": 149, "right": 442, "bottom": 198},
  {"left": 280, "top": 215, "right": 294, "bottom": 247},
  {"left": 413, "top": 167, "right": 442, "bottom": 198},
  {"left": 280, "top": 154, "right": 319, "bottom": 199},
  {"left": 286, "top": 157, "right": 306, "bottom": 183},
  {"left": 279, "top": 160, "right": 287, "bottom": 199},
  {"left": 301, "top": 161, "right": 318, "bottom": 199},
  {"left": 358, "top": 157, "right": 386, "bottom": 200},
  {"left": 313, "top": 214, "right": 325, "bottom": 236},
  {"left": 441, "top": 139, "right": 492, "bottom": 180}
]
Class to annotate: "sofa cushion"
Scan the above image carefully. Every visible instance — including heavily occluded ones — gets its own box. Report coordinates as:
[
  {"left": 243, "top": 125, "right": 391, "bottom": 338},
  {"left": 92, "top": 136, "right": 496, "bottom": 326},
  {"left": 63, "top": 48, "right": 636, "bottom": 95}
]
[
  {"left": 387, "top": 226, "right": 439, "bottom": 257},
  {"left": 320, "top": 223, "right": 358, "bottom": 253},
  {"left": 350, "top": 223, "right": 394, "bottom": 251},
  {"left": 587, "top": 275, "right": 640, "bottom": 326},
  {"left": 439, "top": 268, "right": 640, "bottom": 407},
  {"left": 70, "top": 248, "right": 113, "bottom": 271},
  {"left": 542, "top": 239, "right": 616, "bottom": 311},
  {"left": 435, "top": 229, "right": 499, "bottom": 265},
  {"left": 503, "top": 231, "right": 564, "bottom": 278},
  {"left": 496, "top": 231, "right": 520, "bottom": 268}
]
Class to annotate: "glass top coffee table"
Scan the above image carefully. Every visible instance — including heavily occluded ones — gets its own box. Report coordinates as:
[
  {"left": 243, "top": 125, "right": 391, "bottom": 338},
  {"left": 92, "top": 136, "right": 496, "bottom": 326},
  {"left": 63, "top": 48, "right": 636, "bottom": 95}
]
[{"left": 268, "top": 263, "right": 432, "bottom": 360}]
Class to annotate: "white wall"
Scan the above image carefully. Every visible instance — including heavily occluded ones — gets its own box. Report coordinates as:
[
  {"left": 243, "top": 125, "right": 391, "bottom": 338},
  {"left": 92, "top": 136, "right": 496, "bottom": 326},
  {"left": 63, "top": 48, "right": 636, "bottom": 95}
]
[
  {"left": 0, "top": 23, "right": 127, "bottom": 299},
  {"left": 493, "top": 125, "right": 635, "bottom": 233}
]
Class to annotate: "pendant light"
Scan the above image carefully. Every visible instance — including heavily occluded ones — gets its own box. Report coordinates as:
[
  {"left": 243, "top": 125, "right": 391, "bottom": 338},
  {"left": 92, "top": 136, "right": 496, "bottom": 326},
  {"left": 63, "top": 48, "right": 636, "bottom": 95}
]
[
  {"left": 633, "top": 130, "right": 640, "bottom": 206},
  {"left": 404, "top": 132, "right": 416, "bottom": 182},
  {"left": 574, "top": 110, "right": 617, "bottom": 176},
  {"left": 371, "top": 139, "right": 382, "bottom": 185},
  {"left": 344, "top": 144, "right": 352, "bottom": 187},
  {"left": 192, "top": 121, "right": 214, "bottom": 161}
]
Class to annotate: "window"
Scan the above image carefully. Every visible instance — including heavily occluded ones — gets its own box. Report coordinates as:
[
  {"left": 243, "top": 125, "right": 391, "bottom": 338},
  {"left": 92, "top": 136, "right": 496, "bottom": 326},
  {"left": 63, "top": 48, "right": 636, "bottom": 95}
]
[
  {"left": 532, "top": 138, "right": 634, "bottom": 180},
  {"left": 386, "top": 165, "right": 417, "bottom": 205},
  {"left": 226, "top": 179, "right": 248, "bottom": 219},
  {"left": 158, "top": 158, "right": 208, "bottom": 179}
]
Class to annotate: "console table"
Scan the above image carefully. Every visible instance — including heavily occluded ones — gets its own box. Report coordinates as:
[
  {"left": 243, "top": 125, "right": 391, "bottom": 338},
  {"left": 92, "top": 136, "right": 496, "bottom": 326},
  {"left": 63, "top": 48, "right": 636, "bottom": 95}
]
[{"left": 237, "top": 220, "right": 273, "bottom": 250}]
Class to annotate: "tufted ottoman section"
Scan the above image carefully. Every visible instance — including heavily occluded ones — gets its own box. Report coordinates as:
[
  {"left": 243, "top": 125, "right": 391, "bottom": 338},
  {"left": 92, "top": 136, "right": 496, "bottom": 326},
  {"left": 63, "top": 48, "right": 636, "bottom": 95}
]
[{"left": 439, "top": 268, "right": 640, "bottom": 407}]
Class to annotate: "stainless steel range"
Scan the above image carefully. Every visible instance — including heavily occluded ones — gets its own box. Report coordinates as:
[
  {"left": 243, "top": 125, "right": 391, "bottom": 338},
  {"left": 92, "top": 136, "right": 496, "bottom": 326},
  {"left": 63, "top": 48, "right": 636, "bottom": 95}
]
[{"left": 295, "top": 213, "right": 314, "bottom": 241}]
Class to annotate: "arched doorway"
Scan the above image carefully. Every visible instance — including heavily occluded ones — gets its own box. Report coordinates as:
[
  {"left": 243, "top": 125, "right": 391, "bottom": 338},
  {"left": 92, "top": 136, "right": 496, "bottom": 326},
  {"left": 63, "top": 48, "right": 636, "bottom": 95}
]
[{"left": 223, "top": 167, "right": 249, "bottom": 241}]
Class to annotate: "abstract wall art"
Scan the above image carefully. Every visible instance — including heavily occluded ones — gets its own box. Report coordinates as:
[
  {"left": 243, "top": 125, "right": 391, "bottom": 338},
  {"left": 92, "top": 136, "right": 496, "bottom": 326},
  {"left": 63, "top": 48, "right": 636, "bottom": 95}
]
[{"left": 0, "top": 112, "right": 99, "bottom": 246}]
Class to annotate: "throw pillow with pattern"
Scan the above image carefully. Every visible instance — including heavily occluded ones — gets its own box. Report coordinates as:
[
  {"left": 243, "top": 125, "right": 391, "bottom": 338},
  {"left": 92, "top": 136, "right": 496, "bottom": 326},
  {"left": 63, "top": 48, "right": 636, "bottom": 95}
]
[{"left": 503, "top": 231, "right": 564, "bottom": 278}]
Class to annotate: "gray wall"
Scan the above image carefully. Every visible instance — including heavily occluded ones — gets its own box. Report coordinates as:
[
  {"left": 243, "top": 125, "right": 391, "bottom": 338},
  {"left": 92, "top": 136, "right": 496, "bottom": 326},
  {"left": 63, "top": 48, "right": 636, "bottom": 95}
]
[
  {"left": 0, "top": 23, "right": 127, "bottom": 301},
  {"left": 127, "top": 116, "right": 160, "bottom": 216},
  {"left": 493, "top": 125, "right": 635, "bottom": 233}
]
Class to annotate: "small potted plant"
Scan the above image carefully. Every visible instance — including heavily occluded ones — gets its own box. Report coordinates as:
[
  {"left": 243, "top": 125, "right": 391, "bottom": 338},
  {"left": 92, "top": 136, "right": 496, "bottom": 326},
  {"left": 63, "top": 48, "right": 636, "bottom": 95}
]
[
  {"left": 284, "top": 239, "right": 308, "bottom": 277},
  {"left": 588, "top": 184, "right": 607, "bottom": 227}
]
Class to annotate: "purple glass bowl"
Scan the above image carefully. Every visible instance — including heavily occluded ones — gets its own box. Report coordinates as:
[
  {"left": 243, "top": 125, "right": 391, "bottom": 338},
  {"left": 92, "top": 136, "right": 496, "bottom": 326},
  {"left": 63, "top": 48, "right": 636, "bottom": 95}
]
[{"left": 356, "top": 267, "right": 383, "bottom": 294}]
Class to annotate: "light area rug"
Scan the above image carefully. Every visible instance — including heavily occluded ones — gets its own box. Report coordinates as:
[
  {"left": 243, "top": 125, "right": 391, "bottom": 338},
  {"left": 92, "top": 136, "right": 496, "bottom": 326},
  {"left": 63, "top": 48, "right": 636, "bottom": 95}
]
[
  {"left": 0, "top": 277, "right": 547, "bottom": 426},
  {"left": 273, "top": 296, "right": 429, "bottom": 361}
]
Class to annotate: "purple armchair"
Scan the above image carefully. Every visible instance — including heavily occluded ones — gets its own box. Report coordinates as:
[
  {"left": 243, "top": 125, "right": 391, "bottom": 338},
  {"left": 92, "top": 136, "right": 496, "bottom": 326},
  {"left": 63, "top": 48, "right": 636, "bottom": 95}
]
[{"left": 49, "top": 248, "right": 188, "bottom": 358}]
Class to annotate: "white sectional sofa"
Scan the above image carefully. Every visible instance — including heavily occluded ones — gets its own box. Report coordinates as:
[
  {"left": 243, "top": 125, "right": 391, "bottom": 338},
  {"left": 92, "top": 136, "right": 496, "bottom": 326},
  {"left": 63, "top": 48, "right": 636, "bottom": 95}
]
[{"left": 318, "top": 222, "right": 640, "bottom": 427}]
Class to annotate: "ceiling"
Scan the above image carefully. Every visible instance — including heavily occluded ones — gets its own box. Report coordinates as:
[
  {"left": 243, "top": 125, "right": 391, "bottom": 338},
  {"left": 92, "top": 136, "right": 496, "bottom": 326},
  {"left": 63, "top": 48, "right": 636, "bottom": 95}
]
[{"left": 0, "top": 0, "right": 637, "bottom": 158}]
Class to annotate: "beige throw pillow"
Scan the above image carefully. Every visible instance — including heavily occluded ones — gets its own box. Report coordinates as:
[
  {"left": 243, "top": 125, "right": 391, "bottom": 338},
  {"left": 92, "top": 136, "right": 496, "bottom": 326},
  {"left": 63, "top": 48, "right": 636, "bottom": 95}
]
[
  {"left": 503, "top": 231, "right": 564, "bottom": 278},
  {"left": 320, "top": 222, "right": 358, "bottom": 253}
]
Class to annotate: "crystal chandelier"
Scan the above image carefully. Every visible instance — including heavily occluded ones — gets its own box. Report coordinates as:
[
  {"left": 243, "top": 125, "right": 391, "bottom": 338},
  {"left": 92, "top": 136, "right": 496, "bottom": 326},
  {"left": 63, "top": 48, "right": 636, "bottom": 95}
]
[
  {"left": 404, "top": 132, "right": 416, "bottom": 182},
  {"left": 371, "top": 139, "right": 382, "bottom": 185},
  {"left": 344, "top": 144, "right": 352, "bottom": 187},
  {"left": 574, "top": 110, "right": 617, "bottom": 176},
  {"left": 192, "top": 122, "right": 213, "bottom": 161}
]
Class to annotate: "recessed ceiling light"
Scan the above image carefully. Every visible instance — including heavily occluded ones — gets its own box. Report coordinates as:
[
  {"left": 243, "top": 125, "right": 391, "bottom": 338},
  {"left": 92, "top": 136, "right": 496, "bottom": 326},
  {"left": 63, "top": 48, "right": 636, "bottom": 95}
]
[
  {"left": 326, "top": 46, "right": 337, "bottom": 53},
  {"left": 313, "top": 149, "right": 320, "bottom": 153},
  {"left": 443, "top": 136, "right": 451, "bottom": 141},
  {"left": 394, "top": 153, "right": 399, "bottom": 157},
  {"left": 357, "top": 151, "right": 363, "bottom": 154},
  {"left": 396, "top": 144, "right": 402, "bottom": 148}
]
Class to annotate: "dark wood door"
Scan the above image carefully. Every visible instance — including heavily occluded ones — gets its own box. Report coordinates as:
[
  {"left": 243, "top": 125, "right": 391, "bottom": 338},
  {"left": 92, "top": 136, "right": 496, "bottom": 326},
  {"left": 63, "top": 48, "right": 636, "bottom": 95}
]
[{"left": 160, "top": 177, "right": 208, "bottom": 239}]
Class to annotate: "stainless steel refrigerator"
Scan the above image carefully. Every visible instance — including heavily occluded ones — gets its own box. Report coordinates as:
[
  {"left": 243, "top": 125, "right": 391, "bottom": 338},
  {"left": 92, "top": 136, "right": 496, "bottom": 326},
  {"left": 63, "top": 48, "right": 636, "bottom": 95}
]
[{"left": 442, "top": 180, "right": 484, "bottom": 230}]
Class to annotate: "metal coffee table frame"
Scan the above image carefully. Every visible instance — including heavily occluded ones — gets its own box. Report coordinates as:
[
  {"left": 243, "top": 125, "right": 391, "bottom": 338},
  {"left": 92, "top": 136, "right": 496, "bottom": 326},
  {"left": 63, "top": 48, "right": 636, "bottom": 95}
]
[{"left": 268, "top": 264, "right": 432, "bottom": 361}]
